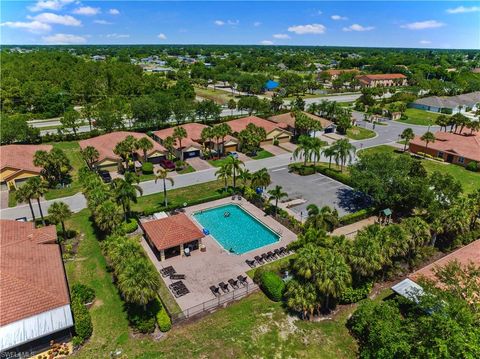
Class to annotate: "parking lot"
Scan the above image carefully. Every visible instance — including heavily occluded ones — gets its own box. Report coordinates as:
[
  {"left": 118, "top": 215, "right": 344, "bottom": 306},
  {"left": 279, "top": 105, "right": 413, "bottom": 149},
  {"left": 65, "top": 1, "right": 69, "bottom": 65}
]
[{"left": 269, "top": 167, "right": 369, "bottom": 217}]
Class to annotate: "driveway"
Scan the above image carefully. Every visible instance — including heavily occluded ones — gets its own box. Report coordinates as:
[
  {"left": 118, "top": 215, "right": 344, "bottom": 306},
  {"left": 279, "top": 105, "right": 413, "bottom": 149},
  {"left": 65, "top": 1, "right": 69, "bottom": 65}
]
[
  {"left": 186, "top": 157, "right": 213, "bottom": 171},
  {"left": 268, "top": 167, "right": 369, "bottom": 217},
  {"left": 262, "top": 144, "right": 288, "bottom": 156}
]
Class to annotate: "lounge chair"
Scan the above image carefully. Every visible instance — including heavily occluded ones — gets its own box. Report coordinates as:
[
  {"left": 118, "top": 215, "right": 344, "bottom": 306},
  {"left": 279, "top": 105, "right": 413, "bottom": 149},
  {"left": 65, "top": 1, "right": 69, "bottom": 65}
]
[
  {"left": 169, "top": 281, "right": 183, "bottom": 289},
  {"left": 254, "top": 255, "right": 264, "bottom": 264},
  {"left": 279, "top": 247, "right": 287, "bottom": 255},
  {"left": 237, "top": 195, "right": 242, "bottom": 200},
  {"left": 160, "top": 266, "right": 175, "bottom": 277},
  {"left": 219, "top": 281, "right": 229, "bottom": 293},
  {"left": 246, "top": 259, "right": 256, "bottom": 268},
  {"left": 228, "top": 278, "right": 239, "bottom": 289},
  {"left": 267, "top": 251, "right": 276, "bottom": 259},
  {"left": 210, "top": 285, "right": 220, "bottom": 297},
  {"left": 174, "top": 287, "right": 190, "bottom": 298},
  {"left": 261, "top": 253, "right": 269, "bottom": 262},
  {"left": 170, "top": 274, "right": 186, "bottom": 280},
  {"left": 274, "top": 248, "right": 281, "bottom": 257},
  {"left": 237, "top": 275, "right": 248, "bottom": 285}
]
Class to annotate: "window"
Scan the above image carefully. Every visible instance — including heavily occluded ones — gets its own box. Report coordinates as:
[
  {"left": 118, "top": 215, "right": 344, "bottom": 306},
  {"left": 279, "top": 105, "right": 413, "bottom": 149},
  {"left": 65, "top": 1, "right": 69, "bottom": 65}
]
[
  {"left": 437, "top": 151, "right": 444, "bottom": 158},
  {"left": 458, "top": 157, "right": 465, "bottom": 164}
]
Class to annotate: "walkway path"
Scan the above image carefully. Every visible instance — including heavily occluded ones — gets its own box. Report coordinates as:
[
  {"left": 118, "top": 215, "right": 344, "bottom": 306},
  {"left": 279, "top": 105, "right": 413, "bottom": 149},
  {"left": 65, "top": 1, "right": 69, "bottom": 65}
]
[{"left": 332, "top": 216, "right": 377, "bottom": 238}]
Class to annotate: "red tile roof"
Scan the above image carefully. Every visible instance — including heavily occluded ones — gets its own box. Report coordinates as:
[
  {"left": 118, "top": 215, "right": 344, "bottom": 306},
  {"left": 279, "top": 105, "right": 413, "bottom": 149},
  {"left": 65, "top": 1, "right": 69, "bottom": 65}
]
[
  {"left": 79, "top": 131, "right": 165, "bottom": 162},
  {"left": 141, "top": 214, "right": 204, "bottom": 251},
  {"left": 409, "top": 239, "right": 480, "bottom": 284},
  {"left": 0, "top": 144, "right": 52, "bottom": 175},
  {"left": 410, "top": 130, "right": 480, "bottom": 162},
  {"left": 226, "top": 116, "right": 288, "bottom": 134},
  {"left": 356, "top": 73, "right": 407, "bottom": 83},
  {"left": 324, "top": 69, "right": 359, "bottom": 76},
  {"left": 0, "top": 220, "right": 70, "bottom": 326},
  {"left": 268, "top": 112, "right": 333, "bottom": 129}
]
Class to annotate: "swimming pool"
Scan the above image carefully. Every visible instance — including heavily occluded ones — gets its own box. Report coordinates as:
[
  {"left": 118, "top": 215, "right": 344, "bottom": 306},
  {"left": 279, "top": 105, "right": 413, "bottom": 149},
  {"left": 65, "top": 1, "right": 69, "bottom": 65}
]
[{"left": 193, "top": 204, "right": 280, "bottom": 255}]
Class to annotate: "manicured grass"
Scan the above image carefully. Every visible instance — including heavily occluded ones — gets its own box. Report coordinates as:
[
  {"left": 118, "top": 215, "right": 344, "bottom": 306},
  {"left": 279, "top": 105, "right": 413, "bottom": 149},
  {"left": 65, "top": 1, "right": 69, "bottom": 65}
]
[
  {"left": 359, "top": 145, "right": 480, "bottom": 193},
  {"left": 194, "top": 87, "right": 235, "bottom": 105},
  {"left": 395, "top": 108, "right": 443, "bottom": 126},
  {"left": 246, "top": 254, "right": 295, "bottom": 279},
  {"left": 208, "top": 157, "right": 231, "bottom": 167},
  {"left": 44, "top": 141, "right": 84, "bottom": 200},
  {"left": 346, "top": 126, "right": 376, "bottom": 140},
  {"left": 253, "top": 150, "right": 274, "bottom": 160},
  {"left": 176, "top": 164, "right": 195, "bottom": 174}
]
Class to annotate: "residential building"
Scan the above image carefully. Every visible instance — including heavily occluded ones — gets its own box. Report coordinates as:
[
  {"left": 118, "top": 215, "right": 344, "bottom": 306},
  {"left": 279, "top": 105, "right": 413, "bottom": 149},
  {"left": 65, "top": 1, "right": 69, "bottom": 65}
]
[
  {"left": 0, "top": 144, "right": 52, "bottom": 190},
  {"left": 0, "top": 220, "right": 73, "bottom": 355},
  {"left": 409, "top": 130, "right": 480, "bottom": 166},
  {"left": 141, "top": 214, "right": 205, "bottom": 261},
  {"left": 410, "top": 92, "right": 480, "bottom": 114},
  {"left": 268, "top": 111, "right": 335, "bottom": 135},
  {"left": 79, "top": 131, "right": 165, "bottom": 171},
  {"left": 356, "top": 73, "right": 408, "bottom": 87},
  {"left": 322, "top": 69, "right": 359, "bottom": 80},
  {"left": 226, "top": 116, "right": 292, "bottom": 145},
  {"left": 153, "top": 123, "right": 239, "bottom": 159}
]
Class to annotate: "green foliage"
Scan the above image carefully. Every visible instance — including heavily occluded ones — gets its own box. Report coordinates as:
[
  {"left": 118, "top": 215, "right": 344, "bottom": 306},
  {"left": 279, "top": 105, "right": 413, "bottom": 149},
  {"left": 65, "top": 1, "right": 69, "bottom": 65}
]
[
  {"left": 259, "top": 271, "right": 285, "bottom": 302},
  {"left": 141, "top": 162, "right": 154, "bottom": 174},
  {"left": 155, "top": 298, "right": 172, "bottom": 332},
  {"left": 122, "top": 218, "right": 138, "bottom": 233},
  {"left": 339, "top": 208, "right": 375, "bottom": 225},
  {"left": 126, "top": 303, "right": 156, "bottom": 334},
  {"left": 71, "top": 296, "right": 93, "bottom": 345},
  {"left": 339, "top": 281, "right": 373, "bottom": 304},
  {"left": 71, "top": 283, "right": 96, "bottom": 304},
  {"left": 0, "top": 114, "right": 40, "bottom": 145},
  {"left": 466, "top": 161, "right": 478, "bottom": 172}
]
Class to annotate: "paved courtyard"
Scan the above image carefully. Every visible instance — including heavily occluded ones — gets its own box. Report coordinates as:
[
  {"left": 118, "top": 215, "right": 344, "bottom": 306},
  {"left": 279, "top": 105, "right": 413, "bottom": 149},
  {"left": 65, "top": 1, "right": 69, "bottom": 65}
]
[
  {"left": 269, "top": 166, "right": 369, "bottom": 217},
  {"left": 141, "top": 197, "right": 297, "bottom": 311}
]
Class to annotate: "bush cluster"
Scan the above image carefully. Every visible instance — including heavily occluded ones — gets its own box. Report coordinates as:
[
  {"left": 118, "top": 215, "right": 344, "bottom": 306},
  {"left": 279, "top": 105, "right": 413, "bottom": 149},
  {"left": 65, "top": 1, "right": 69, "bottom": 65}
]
[
  {"left": 340, "top": 207, "right": 376, "bottom": 225},
  {"left": 71, "top": 283, "right": 95, "bottom": 304},
  {"left": 141, "top": 162, "right": 154, "bottom": 174},
  {"left": 126, "top": 303, "right": 156, "bottom": 333},
  {"left": 71, "top": 290, "right": 93, "bottom": 346},
  {"left": 156, "top": 298, "right": 172, "bottom": 332},
  {"left": 339, "top": 281, "right": 373, "bottom": 304},
  {"left": 466, "top": 161, "right": 478, "bottom": 172},
  {"left": 122, "top": 218, "right": 138, "bottom": 233},
  {"left": 258, "top": 270, "right": 285, "bottom": 302}
]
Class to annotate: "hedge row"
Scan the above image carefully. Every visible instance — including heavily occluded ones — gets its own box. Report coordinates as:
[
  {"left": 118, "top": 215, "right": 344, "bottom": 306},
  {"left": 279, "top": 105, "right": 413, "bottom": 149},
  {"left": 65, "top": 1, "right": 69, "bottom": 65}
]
[
  {"left": 288, "top": 163, "right": 353, "bottom": 187},
  {"left": 70, "top": 285, "right": 94, "bottom": 346},
  {"left": 122, "top": 218, "right": 138, "bottom": 233},
  {"left": 339, "top": 281, "right": 373, "bottom": 304},
  {"left": 156, "top": 297, "right": 172, "bottom": 332},
  {"left": 339, "top": 207, "right": 376, "bottom": 226},
  {"left": 257, "top": 270, "right": 285, "bottom": 302},
  {"left": 71, "top": 283, "right": 95, "bottom": 304}
]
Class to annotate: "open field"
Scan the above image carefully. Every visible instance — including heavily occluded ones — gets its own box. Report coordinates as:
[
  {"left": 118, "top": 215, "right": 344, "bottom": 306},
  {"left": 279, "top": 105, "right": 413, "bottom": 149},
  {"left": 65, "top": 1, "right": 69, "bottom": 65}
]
[
  {"left": 346, "top": 126, "right": 376, "bottom": 140},
  {"left": 359, "top": 145, "right": 480, "bottom": 193},
  {"left": 396, "top": 108, "right": 443, "bottom": 126},
  {"left": 194, "top": 86, "right": 235, "bottom": 105}
]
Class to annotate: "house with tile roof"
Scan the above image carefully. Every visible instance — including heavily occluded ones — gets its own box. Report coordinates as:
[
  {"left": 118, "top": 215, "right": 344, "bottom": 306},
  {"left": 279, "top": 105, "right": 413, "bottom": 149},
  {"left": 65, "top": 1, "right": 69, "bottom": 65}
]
[
  {"left": 0, "top": 220, "right": 73, "bottom": 355},
  {"left": 0, "top": 144, "right": 52, "bottom": 191},
  {"left": 322, "top": 69, "right": 359, "bottom": 80},
  {"left": 226, "top": 116, "right": 292, "bottom": 145},
  {"left": 268, "top": 111, "right": 335, "bottom": 135},
  {"left": 79, "top": 131, "right": 166, "bottom": 171},
  {"left": 410, "top": 91, "right": 480, "bottom": 114},
  {"left": 409, "top": 130, "right": 480, "bottom": 167},
  {"left": 356, "top": 73, "right": 407, "bottom": 87},
  {"left": 140, "top": 214, "right": 205, "bottom": 261}
]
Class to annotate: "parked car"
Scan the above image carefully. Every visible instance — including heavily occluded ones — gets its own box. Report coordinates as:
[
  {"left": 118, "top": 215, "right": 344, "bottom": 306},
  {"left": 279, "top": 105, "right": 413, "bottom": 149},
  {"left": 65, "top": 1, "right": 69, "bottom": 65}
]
[
  {"left": 98, "top": 170, "right": 112, "bottom": 183},
  {"left": 227, "top": 151, "right": 239, "bottom": 159},
  {"left": 160, "top": 158, "right": 176, "bottom": 170}
]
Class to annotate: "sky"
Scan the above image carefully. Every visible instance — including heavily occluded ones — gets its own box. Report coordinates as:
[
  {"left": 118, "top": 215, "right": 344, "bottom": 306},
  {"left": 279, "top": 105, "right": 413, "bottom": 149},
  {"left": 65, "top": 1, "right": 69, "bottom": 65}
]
[{"left": 1, "top": 1, "right": 479, "bottom": 49}]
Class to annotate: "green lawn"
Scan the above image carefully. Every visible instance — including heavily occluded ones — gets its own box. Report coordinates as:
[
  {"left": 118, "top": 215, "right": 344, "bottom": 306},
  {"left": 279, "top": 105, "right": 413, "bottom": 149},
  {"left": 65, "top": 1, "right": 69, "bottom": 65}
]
[
  {"left": 395, "top": 108, "right": 443, "bottom": 126},
  {"left": 194, "top": 87, "right": 235, "bottom": 105},
  {"left": 346, "top": 126, "right": 376, "bottom": 140},
  {"left": 359, "top": 145, "right": 480, "bottom": 193},
  {"left": 176, "top": 165, "right": 195, "bottom": 174},
  {"left": 253, "top": 150, "right": 274, "bottom": 160},
  {"left": 208, "top": 157, "right": 231, "bottom": 167},
  {"left": 44, "top": 141, "right": 84, "bottom": 200}
]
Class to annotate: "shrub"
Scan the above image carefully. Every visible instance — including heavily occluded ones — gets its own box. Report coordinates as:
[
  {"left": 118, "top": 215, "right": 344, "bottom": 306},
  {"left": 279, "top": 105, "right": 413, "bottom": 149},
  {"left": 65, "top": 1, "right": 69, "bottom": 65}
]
[
  {"left": 156, "top": 298, "right": 172, "bottom": 332},
  {"left": 316, "top": 166, "right": 353, "bottom": 186},
  {"left": 71, "top": 283, "right": 95, "bottom": 304},
  {"left": 299, "top": 166, "right": 315, "bottom": 176},
  {"left": 273, "top": 139, "right": 279, "bottom": 146},
  {"left": 340, "top": 207, "right": 376, "bottom": 225},
  {"left": 71, "top": 298, "right": 93, "bottom": 344},
  {"left": 259, "top": 271, "right": 285, "bottom": 302},
  {"left": 142, "top": 162, "right": 154, "bottom": 174},
  {"left": 122, "top": 218, "right": 138, "bottom": 233},
  {"left": 466, "top": 161, "right": 478, "bottom": 172},
  {"left": 339, "top": 281, "right": 373, "bottom": 304},
  {"left": 127, "top": 303, "right": 156, "bottom": 333}
]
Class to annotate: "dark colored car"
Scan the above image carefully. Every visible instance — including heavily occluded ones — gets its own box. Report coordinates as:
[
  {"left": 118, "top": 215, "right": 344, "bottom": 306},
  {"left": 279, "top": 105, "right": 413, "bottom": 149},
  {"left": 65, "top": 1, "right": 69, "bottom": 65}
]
[
  {"left": 160, "top": 158, "right": 176, "bottom": 170},
  {"left": 98, "top": 170, "right": 112, "bottom": 183}
]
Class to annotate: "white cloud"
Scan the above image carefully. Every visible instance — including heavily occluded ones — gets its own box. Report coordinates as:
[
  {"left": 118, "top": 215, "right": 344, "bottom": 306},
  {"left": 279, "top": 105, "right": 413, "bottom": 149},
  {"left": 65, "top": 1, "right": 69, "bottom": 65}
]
[
  {"left": 288, "top": 23, "right": 326, "bottom": 35},
  {"left": 419, "top": 40, "right": 432, "bottom": 44},
  {"left": 94, "top": 20, "right": 112, "bottom": 25},
  {"left": 1, "top": 20, "right": 51, "bottom": 33},
  {"left": 157, "top": 33, "right": 167, "bottom": 40},
  {"left": 106, "top": 33, "right": 130, "bottom": 39},
  {"left": 108, "top": 9, "right": 120, "bottom": 15},
  {"left": 343, "top": 24, "right": 375, "bottom": 32},
  {"left": 446, "top": 6, "right": 480, "bottom": 14},
  {"left": 214, "top": 19, "right": 238, "bottom": 26},
  {"left": 214, "top": 20, "right": 225, "bottom": 26},
  {"left": 331, "top": 15, "right": 348, "bottom": 20},
  {"left": 273, "top": 33, "right": 290, "bottom": 39},
  {"left": 260, "top": 40, "right": 274, "bottom": 45},
  {"left": 401, "top": 20, "right": 445, "bottom": 30},
  {"left": 253, "top": 21, "right": 262, "bottom": 27},
  {"left": 28, "top": 0, "right": 74, "bottom": 12},
  {"left": 29, "top": 12, "right": 81, "bottom": 26},
  {"left": 42, "top": 33, "right": 87, "bottom": 44},
  {"left": 227, "top": 19, "right": 239, "bottom": 25},
  {"left": 72, "top": 6, "right": 100, "bottom": 16}
]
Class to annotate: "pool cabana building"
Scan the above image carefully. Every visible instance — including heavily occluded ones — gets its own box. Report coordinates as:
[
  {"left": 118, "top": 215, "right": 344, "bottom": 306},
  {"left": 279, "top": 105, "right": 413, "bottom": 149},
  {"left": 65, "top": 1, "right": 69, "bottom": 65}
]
[{"left": 141, "top": 214, "right": 205, "bottom": 261}]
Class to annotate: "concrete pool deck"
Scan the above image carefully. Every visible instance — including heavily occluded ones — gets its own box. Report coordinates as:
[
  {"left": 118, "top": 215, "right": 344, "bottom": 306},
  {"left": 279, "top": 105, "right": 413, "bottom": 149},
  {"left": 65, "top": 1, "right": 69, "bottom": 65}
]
[{"left": 140, "top": 197, "right": 297, "bottom": 311}]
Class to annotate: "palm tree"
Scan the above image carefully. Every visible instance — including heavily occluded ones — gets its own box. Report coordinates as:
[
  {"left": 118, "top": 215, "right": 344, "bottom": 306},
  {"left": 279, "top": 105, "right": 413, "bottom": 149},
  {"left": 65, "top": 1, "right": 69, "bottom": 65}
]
[
  {"left": 137, "top": 137, "right": 154, "bottom": 162},
  {"left": 293, "top": 243, "right": 323, "bottom": 281},
  {"left": 331, "top": 139, "right": 356, "bottom": 172},
  {"left": 268, "top": 185, "right": 288, "bottom": 216},
  {"left": 293, "top": 135, "right": 313, "bottom": 166},
  {"left": 400, "top": 128, "right": 415, "bottom": 152},
  {"left": 114, "top": 141, "right": 130, "bottom": 171},
  {"left": 305, "top": 205, "right": 339, "bottom": 232},
  {"left": 15, "top": 183, "right": 36, "bottom": 223},
  {"left": 111, "top": 173, "right": 143, "bottom": 221},
  {"left": 227, "top": 156, "right": 244, "bottom": 189},
  {"left": 466, "top": 119, "right": 480, "bottom": 134},
  {"left": 237, "top": 168, "right": 251, "bottom": 189},
  {"left": 251, "top": 168, "right": 271, "bottom": 190},
  {"left": 173, "top": 126, "right": 188, "bottom": 161},
  {"left": 94, "top": 200, "right": 123, "bottom": 233},
  {"left": 322, "top": 146, "right": 336, "bottom": 169},
  {"left": 420, "top": 131, "right": 436, "bottom": 155},
  {"left": 215, "top": 164, "right": 231, "bottom": 191},
  {"left": 163, "top": 136, "right": 176, "bottom": 160},
  {"left": 285, "top": 279, "right": 317, "bottom": 320},
  {"left": 216, "top": 123, "right": 233, "bottom": 156},
  {"left": 155, "top": 168, "right": 174, "bottom": 207},
  {"left": 48, "top": 201, "right": 72, "bottom": 239},
  {"left": 200, "top": 127, "right": 214, "bottom": 158},
  {"left": 310, "top": 137, "right": 327, "bottom": 168},
  {"left": 349, "top": 225, "right": 384, "bottom": 278},
  {"left": 117, "top": 259, "right": 160, "bottom": 307},
  {"left": 435, "top": 114, "right": 449, "bottom": 132},
  {"left": 28, "top": 177, "right": 48, "bottom": 226},
  {"left": 81, "top": 146, "right": 100, "bottom": 170}
]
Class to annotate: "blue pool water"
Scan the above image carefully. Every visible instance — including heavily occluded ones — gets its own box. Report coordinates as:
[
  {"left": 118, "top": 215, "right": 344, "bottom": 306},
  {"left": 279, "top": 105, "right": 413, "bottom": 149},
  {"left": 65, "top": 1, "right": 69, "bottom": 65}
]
[{"left": 193, "top": 204, "right": 279, "bottom": 254}]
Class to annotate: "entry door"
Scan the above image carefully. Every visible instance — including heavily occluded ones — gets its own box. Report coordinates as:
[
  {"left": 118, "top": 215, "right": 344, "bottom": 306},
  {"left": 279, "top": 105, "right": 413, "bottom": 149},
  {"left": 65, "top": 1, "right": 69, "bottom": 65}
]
[{"left": 446, "top": 154, "right": 453, "bottom": 163}]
